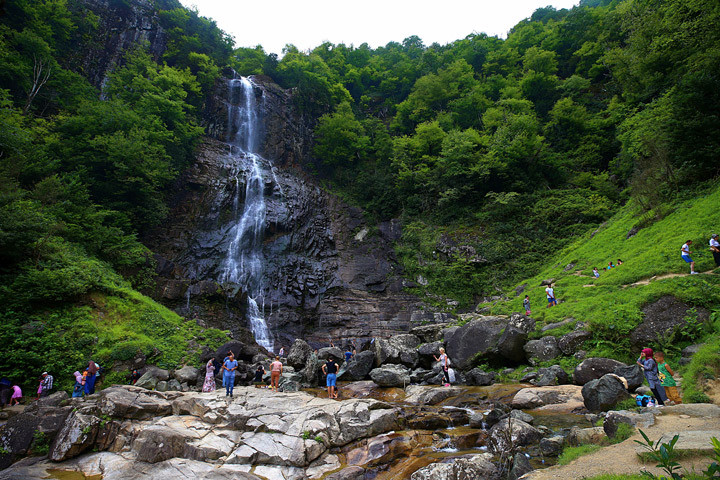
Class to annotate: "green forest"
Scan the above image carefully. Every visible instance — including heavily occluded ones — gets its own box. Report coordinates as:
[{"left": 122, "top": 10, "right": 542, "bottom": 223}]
[{"left": 1, "top": 0, "right": 719, "bottom": 391}]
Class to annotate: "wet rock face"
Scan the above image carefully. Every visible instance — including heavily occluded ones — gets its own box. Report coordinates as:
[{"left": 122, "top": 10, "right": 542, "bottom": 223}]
[{"left": 148, "top": 76, "right": 436, "bottom": 345}]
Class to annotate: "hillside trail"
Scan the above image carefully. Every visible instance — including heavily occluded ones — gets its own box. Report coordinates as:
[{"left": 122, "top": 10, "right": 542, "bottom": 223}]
[
  {"left": 523, "top": 405, "right": 720, "bottom": 480},
  {"left": 580, "top": 269, "right": 715, "bottom": 288}
]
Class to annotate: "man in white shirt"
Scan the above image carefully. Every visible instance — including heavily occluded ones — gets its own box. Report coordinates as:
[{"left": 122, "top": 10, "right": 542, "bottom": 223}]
[
  {"left": 681, "top": 240, "right": 698, "bottom": 274},
  {"left": 710, "top": 234, "right": 720, "bottom": 267},
  {"left": 545, "top": 284, "right": 557, "bottom": 307}
]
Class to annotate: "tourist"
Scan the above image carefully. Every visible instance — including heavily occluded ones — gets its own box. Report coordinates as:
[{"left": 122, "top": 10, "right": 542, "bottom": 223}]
[
  {"left": 279, "top": 346, "right": 285, "bottom": 358},
  {"left": 130, "top": 369, "right": 141, "bottom": 385},
  {"left": 617, "top": 259, "right": 623, "bottom": 265},
  {"left": 270, "top": 356, "right": 283, "bottom": 392},
  {"left": 607, "top": 261, "right": 614, "bottom": 270},
  {"left": 84, "top": 360, "right": 100, "bottom": 395},
  {"left": 72, "top": 371, "right": 84, "bottom": 398},
  {"left": 433, "top": 347, "right": 451, "bottom": 386},
  {"left": 545, "top": 284, "right": 557, "bottom": 307},
  {"left": 710, "top": 234, "right": 720, "bottom": 267},
  {"left": 681, "top": 240, "right": 698, "bottom": 274},
  {"left": 253, "top": 364, "right": 266, "bottom": 388},
  {"left": 593, "top": 267, "right": 600, "bottom": 278},
  {"left": 344, "top": 347, "right": 353, "bottom": 363},
  {"left": 221, "top": 353, "right": 238, "bottom": 398},
  {"left": 10, "top": 385, "right": 21, "bottom": 406},
  {"left": 40, "top": 372, "right": 54, "bottom": 397},
  {"left": 222, "top": 351, "right": 233, "bottom": 387},
  {"left": 636, "top": 348, "right": 666, "bottom": 406},
  {"left": 36, "top": 377, "right": 42, "bottom": 399},
  {"left": 654, "top": 351, "right": 681, "bottom": 405},
  {"left": 202, "top": 359, "right": 216, "bottom": 393},
  {"left": 523, "top": 295, "right": 531, "bottom": 316},
  {"left": 322, "top": 357, "right": 338, "bottom": 398}
]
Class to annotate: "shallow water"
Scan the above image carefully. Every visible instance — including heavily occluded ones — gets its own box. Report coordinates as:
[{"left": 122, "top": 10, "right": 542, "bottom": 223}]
[{"left": 46, "top": 470, "right": 102, "bottom": 480}]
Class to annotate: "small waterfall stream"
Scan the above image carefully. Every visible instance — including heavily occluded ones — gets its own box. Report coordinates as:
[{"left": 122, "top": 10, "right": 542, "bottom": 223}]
[{"left": 220, "top": 77, "right": 274, "bottom": 352}]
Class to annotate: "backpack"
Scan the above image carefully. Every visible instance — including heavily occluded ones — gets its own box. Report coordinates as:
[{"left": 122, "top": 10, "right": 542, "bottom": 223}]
[{"left": 635, "top": 395, "right": 653, "bottom": 407}]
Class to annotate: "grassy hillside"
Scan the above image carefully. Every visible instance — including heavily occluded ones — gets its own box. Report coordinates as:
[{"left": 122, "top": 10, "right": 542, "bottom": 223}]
[{"left": 484, "top": 183, "right": 720, "bottom": 401}]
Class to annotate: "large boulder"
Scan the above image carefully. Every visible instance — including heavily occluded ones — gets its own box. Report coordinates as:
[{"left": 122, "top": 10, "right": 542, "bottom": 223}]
[
  {"left": 630, "top": 296, "right": 709, "bottom": 350},
  {"left": 511, "top": 385, "right": 584, "bottom": 413},
  {"left": 369, "top": 364, "right": 411, "bottom": 387},
  {"left": 582, "top": 374, "right": 630, "bottom": 413},
  {"left": 445, "top": 316, "right": 507, "bottom": 369},
  {"left": 300, "top": 352, "right": 320, "bottom": 386},
  {"left": 174, "top": 366, "right": 200, "bottom": 384},
  {"left": 523, "top": 336, "right": 560, "bottom": 365},
  {"left": 573, "top": 357, "right": 627, "bottom": 386},
  {"left": 603, "top": 410, "right": 655, "bottom": 438},
  {"left": 613, "top": 364, "right": 644, "bottom": 391},
  {"left": 338, "top": 350, "right": 375, "bottom": 381},
  {"left": 410, "top": 453, "right": 499, "bottom": 480},
  {"left": 373, "top": 335, "right": 421, "bottom": 368},
  {"left": 488, "top": 418, "right": 543, "bottom": 454},
  {"left": 465, "top": 368, "right": 497, "bottom": 386},
  {"left": 215, "top": 340, "right": 264, "bottom": 363},
  {"left": 287, "top": 339, "right": 312, "bottom": 369},
  {"left": 558, "top": 330, "right": 592, "bottom": 355},
  {"left": 49, "top": 412, "right": 101, "bottom": 461},
  {"left": 410, "top": 323, "right": 452, "bottom": 343},
  {"left": 508, "top": 452, "right": 533, "bottom": 480},
  {"left": 318, "top": 347, "right": 344, "bottom": 363},
  {"left": 98, "top": 386, "right": 172, "bottom": 419},
  {"left": 534, "top": 365, "right": 569, "bottom": 386},
  {"left": 0, "top": 412, "right": 41, "bottom": 469},
  {"left": 134, "top": 371, "right": 159, "bottom": 390}
]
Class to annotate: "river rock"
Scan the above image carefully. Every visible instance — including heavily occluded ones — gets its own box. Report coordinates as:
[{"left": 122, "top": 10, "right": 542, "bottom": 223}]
[
  {"left": 156, "top": 381, "right": 168, "bottom": 392},
  {"left": 469, "top": 411, "right": 485, "bottom": 428},
  {"left": 539, "top": 435, "right": 564, "bottom": 456},
  {"left": 287, "top": 338, "right": 312, "bottom": 369},
  {"left": 373, "top": 334, "right": 421, "bottom": 368},
  {"left": 369, "top": 364, "right": 411, "bottom": 387},
  {"left": 174, "top": 366, "right": 200, "bottom": 384},
  {"left": 510, "top": 410, "right": 534, "bottom": 424},
  {"left": 326, "top": 466, "right": 365, "bottom": 480},
  {"left": 167, "top": 379, "right": 182, "bottom": 391},
  {"left": 511, "top": 385, "right": 584, "bottom": 412},
  {"left": 338, "top": 350, "right": 375, "bottom": 381},
  {"left": 134, "top": 371, "right": 159, "bottom": 390},
  {"left": 630, "top": 296, "right": 709, "bottom": 350},
  {"left": 49, "top": 412, "right": 101, "bottom": 461},
  {"left": 558, "top": 330, "right": 592, "bottom": 355},
  {"left": 524, "top": 336, "right": 560, "bottom": 365},
  {"left": 568, "top": 426, "right": 606, "bottom": 445},
  {"left": 497, "top": 326, "right": 529, "bottom": 363},
  {"left": 613, "top": 364, "right": 644, "bottom": 390},
  {"left": 603, "top": 410, "right": 655, "bottom": 438},
  {"left": 534, "top": 365, "right": 569, "bottom": 386},
  {"left": 488, "top": 418, "right": 543, "bottom": 453},
  {"left": 404, "top": 385, "right": 463, "bottom": 405},
  {"left": 582, "top": 374, "right": 630, "bottom": 413},
  {"left": 465, "top": 368, "right": 497, "bottom": 386},
  {"left": 445, "top": 316, "right": 507, "bottom": 369},
  {"left": 573, "top": 358, "right": 626, "bottom": 385},
  {"left": 300, "top": 352, "right": 320, "bottom": 386},
  {"left": 508, "top": 452, "right": 533, "bottom": 480},
  {"left": 410, "top": 453, "right": 499, "bottom": 480},
  {"left": 680, "top": 343, "right": 703, "bottom": 366}
]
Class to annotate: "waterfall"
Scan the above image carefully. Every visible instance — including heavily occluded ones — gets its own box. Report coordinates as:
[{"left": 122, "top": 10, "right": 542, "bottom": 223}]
[{"left": 220, "top": 77, "right": 274, "bottom": 352}]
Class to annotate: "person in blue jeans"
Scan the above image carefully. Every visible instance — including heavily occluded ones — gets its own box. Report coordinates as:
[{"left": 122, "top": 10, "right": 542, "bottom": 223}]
[
  {"left": 322, "top": 358, "right": 338, "bottom": 399},
  {"left": 221, "top": 353, "right": 238, "bottom": 398}
]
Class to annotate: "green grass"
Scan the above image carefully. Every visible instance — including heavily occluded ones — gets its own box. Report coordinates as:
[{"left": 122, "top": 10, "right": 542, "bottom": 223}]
[
  {"left": 680, "top": 326, "right": 720, "bottom": 403},
  {"left": 581, "top": 475, "right": 646, "bottom": 480},
  {"left": 484, "top": 184, "right": 720, "bottom": 363},
  {"left": 558, "top": 444, "right": 603, "bottom": 465}
]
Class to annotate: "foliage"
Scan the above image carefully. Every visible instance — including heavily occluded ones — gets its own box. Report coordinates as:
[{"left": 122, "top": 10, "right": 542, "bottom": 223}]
[
  {"left": 32, "top": 431, "right": 50, "bottom": 455},
  {"left": 558, "top": 444, "right": 602, "bottom": 465}
]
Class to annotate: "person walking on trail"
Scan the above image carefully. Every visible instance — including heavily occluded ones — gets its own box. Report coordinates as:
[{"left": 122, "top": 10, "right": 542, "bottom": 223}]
[
  {"left": 270, "top": 356, "right": 283, "bottom": 392},
  {"left": 72, "top": 371, "right": 84, "bottom": 398},
  {"left": 654, "top": 351, "right": 681, "bottom": 405},
  {"left": 545, "top": 284, "right": 557, "bottom": 307},
  {"left": 40, "top": 372, "right": 53, "bottom": 397},
  {"left": 681, "top": 240, "right": 698, "bottom": 274},
  {"left": 85, "top": 360, "right": 100, "bottom": 395},
  {"left": 636, "top": 348, "right": 667, "bottom": 406},
  {"left": 10, "top": 385, "right": 21, "bottom": 406},
  {"left": 433, "top": 347, "right": 451, "bottom": 386},
  {"left": 322, "top": 357, "right": 339, "bottom": 399},
  {"left": 221, "top": 353, "right": 238, "bottom": 398},
  {"left": 202, "top": 359, "right": 216, "bottom": 393},
  {"left": 710, "top": 234, "right": 720, "bottom": 267},
  {"left": 523, "top": 295, "right": 531, "bottom": 316}
]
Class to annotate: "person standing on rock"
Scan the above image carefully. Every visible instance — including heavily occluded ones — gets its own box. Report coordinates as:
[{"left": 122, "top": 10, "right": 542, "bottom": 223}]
[
  {"left": 222, "top": 351, "right": 233, "bottom": 388},
  {"left": 433, "top": 347, "right": 451, "bottom": 386},
  {"left": 636, "top": 348, "right": 667, "bottom": 406},
  {"left": 709, "top": 234, "right": 720, "bottom": 267},
  {"left": 270, "top": 356, "right": 283, "bottom": 392},
  {"left": 72, "top": 371, "right": 84, "bottom": 398},
  {"left": 39, "top": 372, "right": 53, "bottom": 397},
  {"left": 221, "top": 353, "right": 238, "bottom": 398},
  {"left": 279, "top": 346, "right": 285, "bottom": 358},
  {"left": 344, "top": 347, "right": 353, "bottom": 364},
  {"left": 681, "top": 240, "right": 698, "bottom": 274},
  {"left": 202, "top": 359, "right": 216, "bottom": 393},
  {"left": 253, "top": 364, "right": 266, "bottom": 388},
  {"left": 322, "top": 357, "right": 338, "bottom": 399},
  {"left": 545, "top": 284, "right": 557, "bottom": 307},
  {"left": 523, "top": 295, "right": 531, "bottom": 316},
  {"left": 84, "top": 360, "right": 99, "bottom": 395}
]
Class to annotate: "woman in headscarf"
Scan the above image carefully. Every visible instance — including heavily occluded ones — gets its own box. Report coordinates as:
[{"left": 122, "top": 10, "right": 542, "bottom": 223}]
[
  {"left": 72, "top": 371, "right": 85, "bottom": 398},
  {"left": 202, "top": 358, "right": 216, "bottom": 393},
  {"left": 636, "top": 347, "right": 667, "bottom": 406}
]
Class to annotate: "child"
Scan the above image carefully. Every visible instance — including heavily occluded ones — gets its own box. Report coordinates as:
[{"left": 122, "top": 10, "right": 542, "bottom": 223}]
[
  {"left": 10, "top": 385, "right": 21, "bottom": 406},
  {"left": 523, "top": 295, "right": 531, "bottom": 316},
  {"left": 655, "top": 351, "right": 681, "bottom": 405},
  {"left": 593, "top": 267, "right": 600, "bottom": 278}
]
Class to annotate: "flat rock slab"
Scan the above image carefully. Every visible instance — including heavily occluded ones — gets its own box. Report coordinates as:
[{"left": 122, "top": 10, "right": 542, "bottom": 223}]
[
  {"left": 511, "top": 385, "right": 584, "bottom": 413},
  {"left": 635, "top": 430, "right": 720, "bottom": 457},
  {"left": 660, "top": 404, "right": 720, "bottom": 418}
]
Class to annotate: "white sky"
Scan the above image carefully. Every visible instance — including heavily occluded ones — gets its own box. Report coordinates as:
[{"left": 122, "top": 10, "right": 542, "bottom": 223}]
[{"left": 178, "top": 0, "right": 580, "bottom": 56}]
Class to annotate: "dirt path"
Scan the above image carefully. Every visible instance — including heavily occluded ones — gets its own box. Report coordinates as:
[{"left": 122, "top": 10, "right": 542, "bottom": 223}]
[
  {"left": 524, "top": 407, "right": 720, "bottom": 480},
  {"left": 623, "top": 269, "right": 715, "bottom": 288}
]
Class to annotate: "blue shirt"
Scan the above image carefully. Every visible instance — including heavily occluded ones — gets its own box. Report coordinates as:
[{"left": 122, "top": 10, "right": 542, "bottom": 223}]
[
  {"left": 345, "top": 352, "right": 352, "bottom": 362},
  {"left": 223, "top": 359, "right": 238, "bottom": 376}
]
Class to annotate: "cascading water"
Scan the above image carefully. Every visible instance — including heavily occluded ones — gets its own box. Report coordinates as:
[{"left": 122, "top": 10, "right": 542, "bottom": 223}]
[{"left": 220, "top": 77, "right": 274, "bottom": 352}]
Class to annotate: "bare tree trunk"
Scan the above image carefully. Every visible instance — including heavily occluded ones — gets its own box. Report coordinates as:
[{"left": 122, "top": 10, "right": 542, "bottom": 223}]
[{"left": 23, "top": 55, "right": 51, "bottom": 115}]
